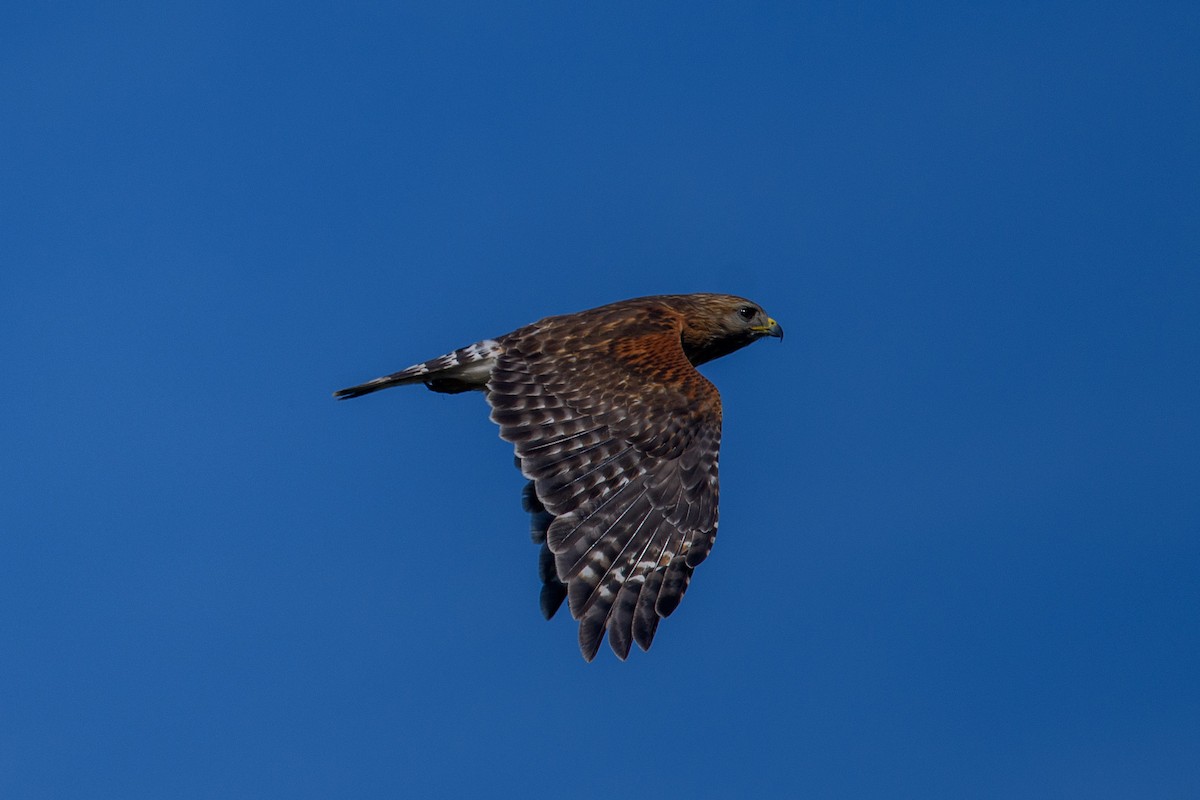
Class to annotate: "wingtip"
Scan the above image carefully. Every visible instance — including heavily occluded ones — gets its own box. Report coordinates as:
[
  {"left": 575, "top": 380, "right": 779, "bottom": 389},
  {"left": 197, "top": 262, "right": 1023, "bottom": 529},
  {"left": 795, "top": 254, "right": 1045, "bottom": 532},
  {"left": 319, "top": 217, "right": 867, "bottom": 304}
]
[
  {"left": 608, "top": 628, "right": 632, "bottom": 661},
  {"left": 578, "top": 615, "right": 606, "bottom": 662},
  {"left": 539, "top": 582, "right": 567, "bottom": 620}
]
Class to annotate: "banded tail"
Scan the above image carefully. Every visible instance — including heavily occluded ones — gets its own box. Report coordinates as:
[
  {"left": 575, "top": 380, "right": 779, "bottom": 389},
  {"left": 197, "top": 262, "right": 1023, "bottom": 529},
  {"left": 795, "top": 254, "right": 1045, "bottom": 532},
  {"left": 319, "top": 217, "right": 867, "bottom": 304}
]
[{"left": 334, "top": 339, "right": 502, "bottom": 399}]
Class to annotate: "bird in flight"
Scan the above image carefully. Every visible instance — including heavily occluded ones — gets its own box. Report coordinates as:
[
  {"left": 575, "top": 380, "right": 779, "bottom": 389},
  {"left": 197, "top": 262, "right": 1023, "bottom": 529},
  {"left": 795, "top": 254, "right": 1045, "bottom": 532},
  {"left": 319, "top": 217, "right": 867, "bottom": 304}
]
[{"left": 335, "top": 293, "right": 782, "bottom": 661}]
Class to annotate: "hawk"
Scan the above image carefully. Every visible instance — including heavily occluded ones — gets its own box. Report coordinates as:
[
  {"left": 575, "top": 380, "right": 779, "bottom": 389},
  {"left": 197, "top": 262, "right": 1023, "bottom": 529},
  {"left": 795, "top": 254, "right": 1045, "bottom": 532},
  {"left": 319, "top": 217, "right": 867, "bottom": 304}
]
[{"left": 335, "top": 293, "right": 783, "bottom": 660}]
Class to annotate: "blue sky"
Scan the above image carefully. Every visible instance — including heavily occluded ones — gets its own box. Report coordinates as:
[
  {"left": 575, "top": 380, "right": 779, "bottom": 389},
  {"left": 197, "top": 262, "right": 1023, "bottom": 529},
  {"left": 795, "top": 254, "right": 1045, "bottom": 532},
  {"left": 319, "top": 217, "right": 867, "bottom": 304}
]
[{"left": 2, "top": 2, "right": 1197, "bottom": 797}]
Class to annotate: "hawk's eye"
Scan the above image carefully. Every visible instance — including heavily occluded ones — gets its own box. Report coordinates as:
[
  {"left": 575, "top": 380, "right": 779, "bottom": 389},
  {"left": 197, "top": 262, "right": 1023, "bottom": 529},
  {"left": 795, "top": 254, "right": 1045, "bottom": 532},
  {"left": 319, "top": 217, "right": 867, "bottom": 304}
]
[{"left": 737, "top": 306, "right": 756, "bottom": 320}]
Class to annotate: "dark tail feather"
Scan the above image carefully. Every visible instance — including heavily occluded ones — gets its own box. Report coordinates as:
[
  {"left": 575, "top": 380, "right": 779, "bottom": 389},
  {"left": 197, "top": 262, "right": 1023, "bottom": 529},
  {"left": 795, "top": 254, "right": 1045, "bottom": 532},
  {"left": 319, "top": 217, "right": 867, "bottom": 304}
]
[
  {"left": 333, "top": 370, "right": 428, "bottom": 399},
  {"left": 334, "top": 339, "right": 501, "bottom": 400}
]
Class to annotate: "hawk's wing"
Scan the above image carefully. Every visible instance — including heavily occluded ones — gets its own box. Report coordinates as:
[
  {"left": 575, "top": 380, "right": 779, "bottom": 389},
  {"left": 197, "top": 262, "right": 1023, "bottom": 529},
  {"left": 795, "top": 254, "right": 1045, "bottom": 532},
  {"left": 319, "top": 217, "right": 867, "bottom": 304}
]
[{"left": 487, "top": 308, "right": 721, "bottom": 660}]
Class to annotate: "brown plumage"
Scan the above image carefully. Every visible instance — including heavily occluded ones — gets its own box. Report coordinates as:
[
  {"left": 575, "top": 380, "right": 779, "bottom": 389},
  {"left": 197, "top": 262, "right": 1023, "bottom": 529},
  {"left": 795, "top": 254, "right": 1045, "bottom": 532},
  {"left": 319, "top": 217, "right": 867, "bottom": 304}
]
[{"left": 335, "top": 293, "right": 783, "bottom": 660}]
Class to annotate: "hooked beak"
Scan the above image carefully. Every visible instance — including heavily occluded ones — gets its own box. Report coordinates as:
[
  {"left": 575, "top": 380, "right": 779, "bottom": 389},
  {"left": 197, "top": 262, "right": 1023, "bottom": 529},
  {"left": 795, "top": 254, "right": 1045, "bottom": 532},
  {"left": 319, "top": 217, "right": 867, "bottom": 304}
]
[{"left": 751, "top": 317, "right": 784, "bottom": 341}]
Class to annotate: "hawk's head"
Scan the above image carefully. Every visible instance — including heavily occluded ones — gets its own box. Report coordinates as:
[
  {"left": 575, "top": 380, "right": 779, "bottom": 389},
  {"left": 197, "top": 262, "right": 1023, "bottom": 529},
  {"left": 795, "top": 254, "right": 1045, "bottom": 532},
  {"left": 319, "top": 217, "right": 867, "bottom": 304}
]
[{"left": 671, "top": 293, "right": 783, "bottom": 366}]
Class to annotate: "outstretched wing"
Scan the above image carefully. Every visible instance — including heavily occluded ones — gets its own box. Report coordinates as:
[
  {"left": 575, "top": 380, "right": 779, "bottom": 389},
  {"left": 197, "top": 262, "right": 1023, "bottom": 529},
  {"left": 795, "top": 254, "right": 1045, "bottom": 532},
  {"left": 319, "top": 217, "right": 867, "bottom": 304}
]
[{"left": 488, "top": 305, "right": 722, "bottom": 660}]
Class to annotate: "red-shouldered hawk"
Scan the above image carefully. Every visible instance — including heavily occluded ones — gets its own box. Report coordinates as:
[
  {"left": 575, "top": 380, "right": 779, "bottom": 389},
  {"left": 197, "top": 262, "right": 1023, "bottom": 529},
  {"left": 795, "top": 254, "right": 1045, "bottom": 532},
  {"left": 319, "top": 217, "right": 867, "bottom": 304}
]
[{"left": 335, "top": 294, "right": 783, "bottom": 661}]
